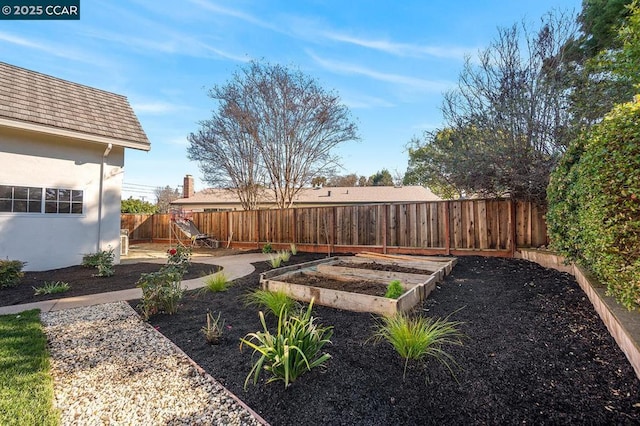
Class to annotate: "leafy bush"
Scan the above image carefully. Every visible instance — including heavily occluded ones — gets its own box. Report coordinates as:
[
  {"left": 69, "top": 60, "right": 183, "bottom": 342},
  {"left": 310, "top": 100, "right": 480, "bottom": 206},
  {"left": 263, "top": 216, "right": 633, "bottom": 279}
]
[
  {"left": 372, "top": 312, "right": 464, "bottom": 380},
  {"left": 136, "top": 266, "right": 185, "bottom": 320},
  {"left": 262, "top": 243, "right": 273, "bottom": 254},
  {"left": 33, "top": 281, "right": 70, "bottom": 296},
  {"left": 240, "top": 300, "right": 333, "bottom": 389},
  {"left": 0, "top": 260, "right": 25, "bottom": 289},
  {"left": 290, "top": 244, "right": 298, "bottom": 256},
  {"left": 203, "top": 273, "right": 230, "bottom": 293},
  {"left": 82, "top": 248, "right": 114, "bottom": 277},
  {"left": 547, "top": 100, "right": 640, "bottom": 309},
  {"left": 385, "top": 280, "right": 404, "bottom": 299},
  {"left": 166, "top": 245, "right": 191, "bottom": 274},
  {"left": 267, "top": 254, "right": 283, "bottom": 268},
  {"left": 121, "top": 197, "right": 157, "bottom": 214},
  {"left": 201, "top": 311, "right": 225, "bottom": 344},
  {"left": 245, "top": 289, "right": 297, "bottom": 317},
  {"left": 278, "top": 250, "right": 291, "bottom": 263}
]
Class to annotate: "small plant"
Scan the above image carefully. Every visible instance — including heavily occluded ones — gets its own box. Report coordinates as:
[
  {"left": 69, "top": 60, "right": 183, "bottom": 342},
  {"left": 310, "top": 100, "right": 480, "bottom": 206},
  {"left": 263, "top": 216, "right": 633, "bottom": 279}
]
[
  {"left": 0, "top": 260, "right": 25, "bottom": 289},
  {"left": 136, "top": 266, "right": 185, "bottom": 320},
  {"left": 203, "top": 272, "right": 230, "bottom": 293},
  {"left": 201, "top": 311, "right": 225, "bottom": 344},
  {"left": 82, "top": 248, "right": 115, "bottom": 277},
  {"left": 240, "top": 300, "right": 333, "bottom": 389},
  {"left": 385, "top": 280, "right": 404, "bottom": 299},
  {"left": 167, "top": 245, "right": 191, "bottom": 274},
  {"left": 245, "top": 289, "right": 297, "bottom": 317},
  {"left": 290, "top": 243, "right": 298, "bottom": 256},
  {"left": 371, "top": 312, "right": 464, "bottom": 380},
  {"left": 81, "top": 252, "right": 101, "bottom": 268},
  {"left": 33, "top": 281, "right": 70, "bottom": 296},
  {"left": 278, "top": 250, "right": 291, "bottom": 263},
  {"left": 268, "top": 253, "right": 283, "bottom": 268},
  {"left": 262, "top": 243, "right": 273, "bottom": 254}
]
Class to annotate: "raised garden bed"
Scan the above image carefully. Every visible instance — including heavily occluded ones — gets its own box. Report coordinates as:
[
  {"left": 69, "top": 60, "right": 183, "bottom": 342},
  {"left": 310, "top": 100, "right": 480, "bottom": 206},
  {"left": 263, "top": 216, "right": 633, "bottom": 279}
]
[{"left": 260, "top": 253, "right": 457, "bottom": 315}]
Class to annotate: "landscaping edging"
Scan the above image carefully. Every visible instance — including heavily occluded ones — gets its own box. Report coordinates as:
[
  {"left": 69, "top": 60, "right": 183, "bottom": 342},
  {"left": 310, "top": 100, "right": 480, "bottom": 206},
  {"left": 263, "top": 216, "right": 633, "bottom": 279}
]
[{"left": 516, "top": 249, "right": 640, "bottom": 380}]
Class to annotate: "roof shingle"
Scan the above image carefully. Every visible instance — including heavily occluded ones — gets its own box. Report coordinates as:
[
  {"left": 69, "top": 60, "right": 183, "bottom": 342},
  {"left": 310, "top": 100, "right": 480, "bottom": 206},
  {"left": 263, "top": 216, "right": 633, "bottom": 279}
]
[
  {"left": 0, "top": 62, "right": 150, "bottom": 149},
  {"left": 172, "top": 185, "right": 441, "bottom": 206}
]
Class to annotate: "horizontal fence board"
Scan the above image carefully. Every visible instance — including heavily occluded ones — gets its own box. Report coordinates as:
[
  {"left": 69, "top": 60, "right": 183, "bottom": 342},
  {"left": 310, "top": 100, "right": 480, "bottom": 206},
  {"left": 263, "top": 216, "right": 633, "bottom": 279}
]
[{"left": 121, "top": 199, "right": 549, "bottom": 255}]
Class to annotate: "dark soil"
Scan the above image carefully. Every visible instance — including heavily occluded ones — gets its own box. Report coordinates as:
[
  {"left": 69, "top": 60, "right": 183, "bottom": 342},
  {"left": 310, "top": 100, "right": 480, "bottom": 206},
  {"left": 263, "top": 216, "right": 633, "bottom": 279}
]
[
  {"left": 282, "top": 271, "right": 387, "bottom": 297},
  {"left": 134, "top": 254, "right": 640, "bottom": 425},
  {"left": 0, "top": 262, "right": 219, "bottom": 306},
  {"left": 335, "top": 260, "right": 432, "bottom": 276}
]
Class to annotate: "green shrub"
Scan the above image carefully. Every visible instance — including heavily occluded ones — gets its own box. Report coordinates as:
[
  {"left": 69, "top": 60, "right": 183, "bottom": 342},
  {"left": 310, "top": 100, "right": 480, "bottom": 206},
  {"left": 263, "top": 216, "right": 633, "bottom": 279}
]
[
  {"left": 372, "top": 312, "right": 464, "bottom": 380},
  {"left": 82, "top": 248, "right": 114, "bottom": 277},
  {"left": 201, "top": 311, "right": 225, "bottom": 344},
  {"left": 136, "top": 266, "right": 185, "bottom": 320},
  {"left": 167, "top": 245, "right": 191, "bottom": 274},
  {"left": 0, "top": 260, "right": 25, "bottom": 289},
  {"left": 240, "top": 300, "right": 333, "bottom": 389},
  {"left": 262, "top": 243, "right": 273, "bottom": 254},
  {"left": 547, "top": 100, "right": 640, "bottom": 310},
  {"left": 203, "top": 273, "right": 230, "bottom": 293},
  {"left": 245, "top": 289, "right": 297, "bottom": 317},
  {"left": 290, "top": 244, "right": 298, "bottom": 256},
  {"left": 33, "top": 281, "right": 70, "bottom": 296},
  {"left": 385, "top": 280, "right": 404, "bottom": 299}
]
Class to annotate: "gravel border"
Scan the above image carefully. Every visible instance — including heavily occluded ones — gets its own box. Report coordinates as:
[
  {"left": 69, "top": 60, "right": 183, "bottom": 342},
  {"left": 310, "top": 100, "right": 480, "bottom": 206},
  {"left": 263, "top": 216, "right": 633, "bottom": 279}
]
[{"left": 41, "top": 302, "right": 266, "bottom": 425}]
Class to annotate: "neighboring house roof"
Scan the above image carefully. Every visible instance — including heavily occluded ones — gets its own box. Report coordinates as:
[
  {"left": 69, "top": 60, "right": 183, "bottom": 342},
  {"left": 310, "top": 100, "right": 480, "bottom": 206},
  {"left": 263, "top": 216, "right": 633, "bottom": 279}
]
[
  {"left": 172, "top": 185, "right": 441, "bottom": 207},
  {"left": 0, "top": 61, "right": 150, "bottom": 150}
]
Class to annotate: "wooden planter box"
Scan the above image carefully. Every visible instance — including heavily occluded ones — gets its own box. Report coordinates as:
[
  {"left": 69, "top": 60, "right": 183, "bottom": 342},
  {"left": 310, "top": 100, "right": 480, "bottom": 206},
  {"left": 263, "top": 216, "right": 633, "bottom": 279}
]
[{"left": 259, "top": 254, "right": 457, "bottom": 316}]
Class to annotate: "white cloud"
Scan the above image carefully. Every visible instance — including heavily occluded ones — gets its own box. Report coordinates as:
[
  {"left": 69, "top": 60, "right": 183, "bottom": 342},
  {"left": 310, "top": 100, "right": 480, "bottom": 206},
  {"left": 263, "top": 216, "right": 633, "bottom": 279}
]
[
  {"left": 342, "top": 94, "right": 395, "bottom": 109},
  {"left": 308, "top": 51, "right": 452, "bottom": 93},
  {"left": 0, "top": 31, "right": 105, "bottom": 64},
  {"left": 320, "top": 32, "right": 474, "bottom": 60},
  {"left": 131, "top": 101, "right": 187, "bottom": 114},
  {"left": 186, "top": 0, "right": 281, "bottom": 32}
]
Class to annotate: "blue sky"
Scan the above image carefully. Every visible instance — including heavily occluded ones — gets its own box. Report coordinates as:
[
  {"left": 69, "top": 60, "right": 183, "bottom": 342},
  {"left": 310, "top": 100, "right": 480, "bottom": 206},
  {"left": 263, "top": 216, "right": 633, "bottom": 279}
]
[{"left": 1, "top": 0, "right": 581, "bottom": 200}]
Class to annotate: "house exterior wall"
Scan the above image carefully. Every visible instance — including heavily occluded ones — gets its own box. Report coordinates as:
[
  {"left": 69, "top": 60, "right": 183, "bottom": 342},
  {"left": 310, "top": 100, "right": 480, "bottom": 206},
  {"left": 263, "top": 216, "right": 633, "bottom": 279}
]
[{"left": 0, "top": 128, "right": 124, "bottom": 271}]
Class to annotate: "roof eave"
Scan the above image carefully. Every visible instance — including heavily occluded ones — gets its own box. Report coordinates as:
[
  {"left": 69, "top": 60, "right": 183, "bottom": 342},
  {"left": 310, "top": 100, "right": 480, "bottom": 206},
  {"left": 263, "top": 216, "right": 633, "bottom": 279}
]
[{"left": 0, "top": 117, "right": 151, "bottom": 151}]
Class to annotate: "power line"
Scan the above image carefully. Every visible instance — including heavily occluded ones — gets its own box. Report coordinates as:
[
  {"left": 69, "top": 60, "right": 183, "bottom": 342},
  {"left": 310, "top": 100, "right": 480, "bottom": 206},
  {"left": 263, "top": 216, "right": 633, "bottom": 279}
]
[{"left": 122, "top": 182, "right": 160, "bottom": 188}]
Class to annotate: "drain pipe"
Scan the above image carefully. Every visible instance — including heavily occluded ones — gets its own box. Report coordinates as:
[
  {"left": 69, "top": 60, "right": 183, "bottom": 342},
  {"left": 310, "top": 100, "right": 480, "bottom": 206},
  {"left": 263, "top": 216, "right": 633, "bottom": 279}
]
[{"left": 97, "top": 143, "right": 113, "bottom": 252}]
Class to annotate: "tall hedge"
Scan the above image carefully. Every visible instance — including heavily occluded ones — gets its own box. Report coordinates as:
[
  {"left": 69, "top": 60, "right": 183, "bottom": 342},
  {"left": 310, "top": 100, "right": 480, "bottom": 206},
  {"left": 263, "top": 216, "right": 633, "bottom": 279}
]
[{"left": 547, "top": 100, "right": 640, "bottom": 310}]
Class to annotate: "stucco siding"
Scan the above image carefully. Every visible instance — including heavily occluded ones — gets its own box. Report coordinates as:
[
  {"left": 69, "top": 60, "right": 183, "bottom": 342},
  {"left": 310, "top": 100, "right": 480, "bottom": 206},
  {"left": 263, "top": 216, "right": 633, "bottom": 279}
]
[{"left": 0, "top": 128, "right": 124, "bottom": 271}]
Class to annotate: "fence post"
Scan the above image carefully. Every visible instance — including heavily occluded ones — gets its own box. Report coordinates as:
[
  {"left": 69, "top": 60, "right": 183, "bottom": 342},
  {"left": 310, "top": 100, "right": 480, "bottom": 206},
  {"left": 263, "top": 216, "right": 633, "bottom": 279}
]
[
  {"left": 444, "top": 201, "right": 451, "bottom": 255},
  {"left": 292, "top": 208, "right": 297, "bottom": 245},
  {"left": 509, "top": 199, "right": 516, "bottom": 257},
  {"left": 382, "top": 204, "right": 388, "bottom": 254},
  {"left": 332, "top": 206, "right": 337, "bottom": 253}
]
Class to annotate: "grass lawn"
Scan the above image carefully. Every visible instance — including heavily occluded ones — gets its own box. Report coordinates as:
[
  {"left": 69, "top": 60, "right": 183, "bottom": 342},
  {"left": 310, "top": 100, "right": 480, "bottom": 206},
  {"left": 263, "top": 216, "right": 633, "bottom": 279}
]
[{"left": 0, "top": 310, "right": 58, "bottom": 426}]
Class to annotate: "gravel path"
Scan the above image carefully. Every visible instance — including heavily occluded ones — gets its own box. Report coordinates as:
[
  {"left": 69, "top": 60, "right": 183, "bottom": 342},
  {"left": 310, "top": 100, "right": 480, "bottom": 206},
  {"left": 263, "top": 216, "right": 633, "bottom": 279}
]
[{"left": 41, "top": 302, "right": 266, "bottom": 425}]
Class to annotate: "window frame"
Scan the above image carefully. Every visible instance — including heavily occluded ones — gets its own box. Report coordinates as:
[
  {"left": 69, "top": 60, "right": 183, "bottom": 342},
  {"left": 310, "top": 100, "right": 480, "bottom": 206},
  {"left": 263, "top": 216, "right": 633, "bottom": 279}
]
[{"left": 0, "top": 184, "right": 84, "bottom": 215}]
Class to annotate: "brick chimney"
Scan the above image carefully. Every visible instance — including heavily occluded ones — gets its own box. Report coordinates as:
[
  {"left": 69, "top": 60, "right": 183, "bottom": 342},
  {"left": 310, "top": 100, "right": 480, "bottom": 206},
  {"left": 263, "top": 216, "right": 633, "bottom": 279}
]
[{"left": 183, "top": 174, "right": 194, "bottom": 198}]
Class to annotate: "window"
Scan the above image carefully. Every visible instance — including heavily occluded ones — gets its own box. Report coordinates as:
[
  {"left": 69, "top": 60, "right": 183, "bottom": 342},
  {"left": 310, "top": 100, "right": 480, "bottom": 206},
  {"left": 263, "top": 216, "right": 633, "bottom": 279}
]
[
  {"left": 0, "top": 185, "right": 42, "bottom": 213},
  {"left": 45, "top": 188, "right": 83, "bottom": 214},
  {"left": 0, "top": 185, "right": 83, "bottom": 214}
]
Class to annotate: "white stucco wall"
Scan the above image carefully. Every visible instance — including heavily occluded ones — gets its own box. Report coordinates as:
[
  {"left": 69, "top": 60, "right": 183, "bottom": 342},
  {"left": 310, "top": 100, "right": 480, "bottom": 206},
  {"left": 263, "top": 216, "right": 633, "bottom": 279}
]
[{"left": 0, "top": 128, "right": 124, "bottom": 271}]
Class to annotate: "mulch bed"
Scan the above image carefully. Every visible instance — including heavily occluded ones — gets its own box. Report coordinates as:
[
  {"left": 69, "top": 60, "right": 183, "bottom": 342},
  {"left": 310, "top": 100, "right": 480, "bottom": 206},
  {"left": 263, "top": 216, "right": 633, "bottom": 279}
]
[
  {"left": 334, "top": 260, "right": 432, "bottom": 275},
  {"left": 0, "top": 262, "right": 219, "bottom": 306},
  {"left": 280, "top": 272, "right": 387, "bottom": 297},
  {"left": 132, "top": 254, "right": 640, "bottom": 425}
]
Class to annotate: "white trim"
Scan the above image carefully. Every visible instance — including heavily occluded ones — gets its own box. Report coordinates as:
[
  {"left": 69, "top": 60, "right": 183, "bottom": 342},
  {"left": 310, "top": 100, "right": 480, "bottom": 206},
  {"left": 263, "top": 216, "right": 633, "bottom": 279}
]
[{"left": 0, "top": 117, "right": 150, "bottom": 151}]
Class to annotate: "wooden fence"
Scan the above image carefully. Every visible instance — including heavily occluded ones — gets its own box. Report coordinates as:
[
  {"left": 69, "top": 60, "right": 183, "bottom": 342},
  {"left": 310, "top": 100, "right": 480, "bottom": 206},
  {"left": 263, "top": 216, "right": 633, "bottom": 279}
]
[{"left": 121, "top": 199, "right": 548, "bottom": 257}]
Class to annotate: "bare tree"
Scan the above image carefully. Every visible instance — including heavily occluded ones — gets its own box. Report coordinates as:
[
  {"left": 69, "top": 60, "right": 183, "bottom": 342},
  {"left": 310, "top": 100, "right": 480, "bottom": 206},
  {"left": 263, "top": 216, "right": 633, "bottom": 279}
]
[
  {"left": 327, "top": 173, "right": 358, "bottom": 187},
  {"left": 188, "top": 61, "right": 358, "bottom": 209},
  {"left": 406, "top": 11, "right": 579, "bottom": 202},
  {"left": 154, "top": 186, "right": 180, "bottom": 213}
]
